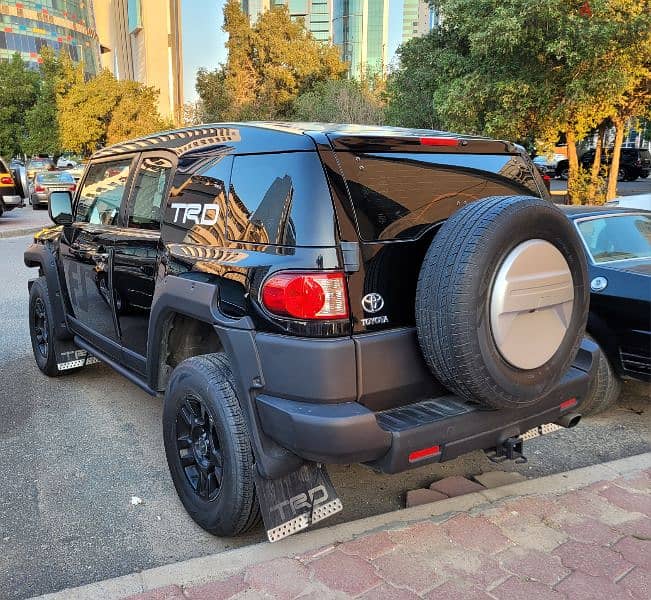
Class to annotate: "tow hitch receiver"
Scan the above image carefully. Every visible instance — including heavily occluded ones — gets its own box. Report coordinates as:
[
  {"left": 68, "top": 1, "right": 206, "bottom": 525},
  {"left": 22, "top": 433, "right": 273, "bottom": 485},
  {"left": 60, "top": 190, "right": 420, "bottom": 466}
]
[
  {"left": 485, "top": 437, "right": 527, "bottom": 464},
  {"left": 254, "top": 463, "right": 342, "bottom": 542}
]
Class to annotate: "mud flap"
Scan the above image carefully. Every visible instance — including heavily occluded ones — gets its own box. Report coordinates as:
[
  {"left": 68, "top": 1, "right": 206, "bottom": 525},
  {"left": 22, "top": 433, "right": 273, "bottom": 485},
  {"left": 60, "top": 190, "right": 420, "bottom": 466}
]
[
  {"left": 254, "top": 462, "right": 343, "bottom": 542},
  {"left": 55, "top": 339, "right": 100, "bottom": 371}
]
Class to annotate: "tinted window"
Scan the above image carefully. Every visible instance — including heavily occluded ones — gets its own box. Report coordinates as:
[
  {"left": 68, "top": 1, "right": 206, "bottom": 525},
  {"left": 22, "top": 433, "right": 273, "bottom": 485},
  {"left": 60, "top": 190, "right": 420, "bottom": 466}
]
[
  {"left": 75, "top": 159, "right": 132, "bottom": 225},
  {"left": 336, "top": 152, "right": 540, "bottom": 241},
  {"left": 128, "top": 156, "right": 174, "bottom": 230},
  {"left": 577, "top": 214, "right": 651, "bottom": 263},
  {"left": 228, "top": 152, "right": 335, "bottom": 246},
  {"left": 162, "top": 154, "right": 232, "bottom": 245}
]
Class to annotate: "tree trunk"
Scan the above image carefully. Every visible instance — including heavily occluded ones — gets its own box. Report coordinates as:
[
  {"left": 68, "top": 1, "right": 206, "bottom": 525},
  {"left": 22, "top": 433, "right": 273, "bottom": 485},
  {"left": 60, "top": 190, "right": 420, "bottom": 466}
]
[
  {"left": 606, "top": 118, "right": 625, "bottom": 201},
  {"left": 587, "top": 123, "right": 606, "bottom": 203},
  {"left": 566, "top": 130, "right": 580, "bottom": 205}
]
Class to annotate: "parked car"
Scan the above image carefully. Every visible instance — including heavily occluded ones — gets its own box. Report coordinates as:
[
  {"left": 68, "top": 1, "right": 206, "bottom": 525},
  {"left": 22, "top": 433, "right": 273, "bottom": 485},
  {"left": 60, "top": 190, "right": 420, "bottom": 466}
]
[
  {"left": 0, "top": 157, "right": 23, "bottom": 216},
  {"left": 25, "top": 123, "right": 597, "bottom": 542},
  {"left": 607, "top": 193, "right": 651, "bottom": 211},
  {"left": 562, "top": 206, "right": 650, "bottom": 414},
  {"left": 29, "top": 170, "right": 76, "bottom": 210},
  {"left": 532, "top": 153, "right": 567, "bottom": 175},
  {"left": 556, "top": 147, "right": 651, "bottom": 180},
  {"left": 57, "top": 156, "right": 79, "bottom": 169},
  {"left": 67, "top": 163, "right": 86, "bottom": 183},
  {"left": 26, "top": 157, "right": 55, "bottom": 180}
]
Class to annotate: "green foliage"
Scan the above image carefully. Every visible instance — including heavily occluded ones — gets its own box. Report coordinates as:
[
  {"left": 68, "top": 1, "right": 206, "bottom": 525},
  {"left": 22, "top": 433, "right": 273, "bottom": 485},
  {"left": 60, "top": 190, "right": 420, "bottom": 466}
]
[
  {"left": 198, "top": 0, "right": 347, "bottom": 121},
  {"left": 0, "top": 53, "right": 39, "bottom": 158},
  {"left": 388, "top": 0, "right": 650, "bottom": 202},
  {"left": 58, "top": 70, "right": 170, "bottom": 156},
  {"left": 292, "top": 79, "right": 385, "bottom": 124}
]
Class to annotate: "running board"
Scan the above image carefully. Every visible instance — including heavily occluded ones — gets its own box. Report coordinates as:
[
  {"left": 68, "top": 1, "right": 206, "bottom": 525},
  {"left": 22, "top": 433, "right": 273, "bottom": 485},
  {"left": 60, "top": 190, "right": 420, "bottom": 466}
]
[{"left": 254, "top": 463, "right": 342, "bottom": 542}]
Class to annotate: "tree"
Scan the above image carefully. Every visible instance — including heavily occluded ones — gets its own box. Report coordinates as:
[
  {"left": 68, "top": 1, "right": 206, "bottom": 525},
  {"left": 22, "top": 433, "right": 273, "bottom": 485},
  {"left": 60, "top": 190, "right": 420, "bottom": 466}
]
[
  {"left": 386, "top": 0, "right": 651, "bottom": 203},
  {"left": 58, "top": 70, "right": 170, "bottom": 156},
  {"left": 292, "top": 79, "right": 385, "bottom": 124},
  {"left": 198, "top": 0, "right": 347, "bottom": 121},
  {"left": 0, "top": 53, "right": 39, "bottom": 158},
  {"left": 22, "top": 48, "right": 81, "bottom": 158}
]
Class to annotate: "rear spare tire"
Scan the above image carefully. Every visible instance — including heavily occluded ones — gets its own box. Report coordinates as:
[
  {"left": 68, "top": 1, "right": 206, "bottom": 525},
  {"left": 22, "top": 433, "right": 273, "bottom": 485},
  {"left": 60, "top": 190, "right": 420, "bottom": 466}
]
[{"left": 416, "top": 195, "right": 588, "bottom": 409}]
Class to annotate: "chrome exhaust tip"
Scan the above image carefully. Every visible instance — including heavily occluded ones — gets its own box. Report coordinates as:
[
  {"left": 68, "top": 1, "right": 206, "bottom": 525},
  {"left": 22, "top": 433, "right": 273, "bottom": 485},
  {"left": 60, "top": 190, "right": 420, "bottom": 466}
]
[{"left": 556, "top": 412, "right": 581, "bottom": 429}]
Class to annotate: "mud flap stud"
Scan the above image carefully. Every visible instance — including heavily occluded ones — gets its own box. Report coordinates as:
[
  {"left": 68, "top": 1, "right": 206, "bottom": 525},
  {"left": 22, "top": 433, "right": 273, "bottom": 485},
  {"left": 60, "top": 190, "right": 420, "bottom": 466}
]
[{"left": 254, "top": 463, "right": 342, "bottom": 542}]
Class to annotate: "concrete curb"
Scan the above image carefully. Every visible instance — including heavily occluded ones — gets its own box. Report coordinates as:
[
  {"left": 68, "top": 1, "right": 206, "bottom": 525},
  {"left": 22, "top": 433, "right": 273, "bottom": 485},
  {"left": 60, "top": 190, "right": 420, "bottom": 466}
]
[
  {"left": 32, "top": 452, "right": 651, "bottom": 600},
  {"left": 0, "top": 226, "right": 43, "bottom": 239}
]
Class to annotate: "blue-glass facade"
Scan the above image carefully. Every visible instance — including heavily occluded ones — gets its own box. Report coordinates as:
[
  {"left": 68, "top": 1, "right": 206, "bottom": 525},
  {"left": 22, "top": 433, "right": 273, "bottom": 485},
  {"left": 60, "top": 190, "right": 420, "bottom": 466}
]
[{"left": 0, "top": 0, "right": 100, "bottom": 76}]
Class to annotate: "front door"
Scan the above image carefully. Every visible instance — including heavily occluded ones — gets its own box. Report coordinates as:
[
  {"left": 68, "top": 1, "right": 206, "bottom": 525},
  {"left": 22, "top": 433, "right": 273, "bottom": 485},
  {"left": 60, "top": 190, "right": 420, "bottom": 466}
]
[
  {"left": 59, "top": 157, "right": 135, "bottom": 359},
  {"left": 113, "top": 153, "right": 175, "bottom": 374}
]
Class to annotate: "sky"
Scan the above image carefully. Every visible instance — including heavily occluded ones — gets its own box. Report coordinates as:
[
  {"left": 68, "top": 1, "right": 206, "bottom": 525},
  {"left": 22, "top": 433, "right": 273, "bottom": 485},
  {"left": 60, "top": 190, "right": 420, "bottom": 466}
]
[{"left": 181, "top": 0, "right": 404, "bottom": 103}]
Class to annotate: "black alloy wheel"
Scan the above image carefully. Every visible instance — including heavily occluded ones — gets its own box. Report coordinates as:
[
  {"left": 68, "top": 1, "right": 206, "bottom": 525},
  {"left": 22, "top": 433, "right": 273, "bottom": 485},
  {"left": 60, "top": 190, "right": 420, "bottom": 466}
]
[
  {"left": 176, "top": 394, "right": 224, "bottom": 501},
  {"left": 33, "top": 297, "right": 49, "bottom": 358}
]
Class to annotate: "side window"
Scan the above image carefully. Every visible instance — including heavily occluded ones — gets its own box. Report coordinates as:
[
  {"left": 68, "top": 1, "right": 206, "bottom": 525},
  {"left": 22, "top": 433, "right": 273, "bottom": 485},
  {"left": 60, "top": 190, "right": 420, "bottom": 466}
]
[
  {"left": 128, "top": 156, "right": 174, "bottom": 230},
  {"left": 228, "top": 152, "right": 336, "bottom": 246},
  {"left": 161, "top": 154, "right": 232, "bottom": 245},
  {"left": 75, "top": 159, "right": 132, "bottom": 225}
]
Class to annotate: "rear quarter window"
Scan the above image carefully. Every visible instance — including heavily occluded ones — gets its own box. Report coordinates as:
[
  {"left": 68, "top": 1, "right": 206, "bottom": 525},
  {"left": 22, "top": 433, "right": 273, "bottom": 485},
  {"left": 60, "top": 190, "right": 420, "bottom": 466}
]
[
  {"left": 336, "top": 152, "right": 541, "bottom": 241},
  {"left": 228, "top": 152, "right": 336, "bottom": 247}
]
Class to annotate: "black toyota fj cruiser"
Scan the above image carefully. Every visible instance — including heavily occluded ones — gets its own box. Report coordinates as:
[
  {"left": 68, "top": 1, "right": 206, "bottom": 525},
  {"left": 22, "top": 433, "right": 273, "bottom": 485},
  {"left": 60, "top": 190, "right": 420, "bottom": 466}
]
[{"left": 25, "top": 123, "right": 597, "bottom": 541}]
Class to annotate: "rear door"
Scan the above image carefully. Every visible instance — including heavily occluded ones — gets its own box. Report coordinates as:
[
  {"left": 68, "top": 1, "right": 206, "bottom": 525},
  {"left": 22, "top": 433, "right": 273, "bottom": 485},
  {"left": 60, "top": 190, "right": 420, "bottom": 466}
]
[
  {"left": 113, "top": 152, "right": 175, "bottom": 374},
  {"left": 60, "top": 156, "right": 136, "bottom": 359}
]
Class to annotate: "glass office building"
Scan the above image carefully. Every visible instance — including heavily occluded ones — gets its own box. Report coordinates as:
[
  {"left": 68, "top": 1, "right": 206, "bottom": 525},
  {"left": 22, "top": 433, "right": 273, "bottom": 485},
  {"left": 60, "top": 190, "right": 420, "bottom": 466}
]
[
  {"left": 332, "top": 0, "right": 388, "bottom": 79},
  {"left": 0, "top": 0, "right": 100, "bottom": 76}
]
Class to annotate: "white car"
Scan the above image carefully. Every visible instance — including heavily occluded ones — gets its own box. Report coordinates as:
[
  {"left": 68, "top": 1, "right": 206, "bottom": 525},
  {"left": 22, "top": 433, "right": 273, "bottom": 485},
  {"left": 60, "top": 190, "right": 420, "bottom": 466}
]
[
  {"left": 606, "top": 193, "right": 651, "bottom": 211},
  {"left": 56, "top": 157, "right": 78, "bottom": 169}
]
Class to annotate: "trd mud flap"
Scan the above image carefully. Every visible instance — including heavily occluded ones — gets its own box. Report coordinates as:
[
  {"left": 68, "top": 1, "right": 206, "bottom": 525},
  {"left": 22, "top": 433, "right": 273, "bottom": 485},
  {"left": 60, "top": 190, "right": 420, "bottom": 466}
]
[
  {"left": 56, "top": 345, "right": 100, "bottom": 371},
  {"left": 254, "top": 463, "right": 343, "bottom": 542}
]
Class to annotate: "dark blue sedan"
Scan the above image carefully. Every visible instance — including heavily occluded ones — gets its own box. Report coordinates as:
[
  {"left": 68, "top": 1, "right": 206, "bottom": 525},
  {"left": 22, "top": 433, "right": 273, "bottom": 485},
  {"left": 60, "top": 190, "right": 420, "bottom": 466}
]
[{"left": 562, "top": 206, "right": 651, "bottom": 414}]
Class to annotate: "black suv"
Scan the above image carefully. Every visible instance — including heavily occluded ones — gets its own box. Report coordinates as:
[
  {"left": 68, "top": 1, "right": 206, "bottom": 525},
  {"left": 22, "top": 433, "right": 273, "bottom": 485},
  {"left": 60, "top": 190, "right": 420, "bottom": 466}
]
[
  {"left": 25, "top": 123, "right": 597, "bottom": 541},
  {"left": 556, "top": 147, "right": 651, "bottom": 181}
]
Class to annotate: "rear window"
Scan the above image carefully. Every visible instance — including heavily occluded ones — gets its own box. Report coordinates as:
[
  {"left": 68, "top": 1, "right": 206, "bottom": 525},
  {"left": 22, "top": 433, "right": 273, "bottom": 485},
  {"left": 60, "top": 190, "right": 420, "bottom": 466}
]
[
  {"left": 28, "top": 159, "right": 50, "bottom": 168},
  {"left": 336, "top": 152, "right": 541, "bottom": 241},
  {"left": 37, "top": 172, "right": 74, "bottom": 184}
]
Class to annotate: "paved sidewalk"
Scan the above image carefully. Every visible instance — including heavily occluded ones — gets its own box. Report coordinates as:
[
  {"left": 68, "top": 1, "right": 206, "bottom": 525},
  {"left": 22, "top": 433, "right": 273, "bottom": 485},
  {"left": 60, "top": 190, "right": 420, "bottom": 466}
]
[{"left": 37, "top": 454, "right": 650, "bottom": 600}]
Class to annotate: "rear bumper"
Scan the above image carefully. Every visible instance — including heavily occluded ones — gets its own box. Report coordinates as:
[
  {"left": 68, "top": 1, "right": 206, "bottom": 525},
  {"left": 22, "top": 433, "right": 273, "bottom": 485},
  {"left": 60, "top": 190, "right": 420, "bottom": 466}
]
[
  {"left": 256, "top": 339, "right": 599, "bottom": 474},
  {"left": 1, "top": 192, "right": 22, "bottom": 210}
]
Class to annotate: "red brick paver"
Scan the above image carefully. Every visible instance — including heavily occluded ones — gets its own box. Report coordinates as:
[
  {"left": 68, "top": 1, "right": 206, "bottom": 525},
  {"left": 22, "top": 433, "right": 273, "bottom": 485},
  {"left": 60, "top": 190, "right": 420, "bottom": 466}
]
[{"left": 126, "top": 465, "right": 649, "bottom": 600}]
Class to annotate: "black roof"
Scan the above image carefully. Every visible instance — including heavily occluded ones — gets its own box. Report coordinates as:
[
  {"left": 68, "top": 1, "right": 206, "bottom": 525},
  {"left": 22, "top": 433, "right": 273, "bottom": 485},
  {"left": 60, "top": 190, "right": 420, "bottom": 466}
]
[
  {"left": 558, "top": 205, "right": 647, "bottom": 219},
  {"left": 91, "top": 122, "right": 519, "bottom": 160}
]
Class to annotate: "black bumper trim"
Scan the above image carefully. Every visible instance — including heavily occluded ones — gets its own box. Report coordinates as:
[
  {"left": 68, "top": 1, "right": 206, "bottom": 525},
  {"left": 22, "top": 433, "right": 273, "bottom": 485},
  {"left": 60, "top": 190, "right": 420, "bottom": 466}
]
[{"left": 256, "top": 340, "right": 598, "bottom": 473}]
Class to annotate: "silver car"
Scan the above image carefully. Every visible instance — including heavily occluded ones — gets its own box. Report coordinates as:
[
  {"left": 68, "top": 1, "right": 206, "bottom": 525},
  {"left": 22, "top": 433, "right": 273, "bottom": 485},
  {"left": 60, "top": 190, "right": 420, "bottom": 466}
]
[{"left": 29, "top": 171, "right": 76, "bottom": 210}]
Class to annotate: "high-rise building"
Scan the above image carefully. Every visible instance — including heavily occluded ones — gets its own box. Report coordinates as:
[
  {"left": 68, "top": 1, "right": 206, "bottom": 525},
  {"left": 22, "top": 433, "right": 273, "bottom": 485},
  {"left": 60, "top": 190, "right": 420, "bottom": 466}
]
[
  {"left": 332, "top": 0, "right": 389, "bottom": 79},
  {"left": 402, "top": 0, "right": 437, "bottom": 43},
  {"left": 0, "top": 0, "right": 100, "bottom": 77},
  {"left": 94, "top": 0, "right": 184, "bottom": 124},
  {"left": 241, "top": 0, "right": 332, "bottom": 43}
]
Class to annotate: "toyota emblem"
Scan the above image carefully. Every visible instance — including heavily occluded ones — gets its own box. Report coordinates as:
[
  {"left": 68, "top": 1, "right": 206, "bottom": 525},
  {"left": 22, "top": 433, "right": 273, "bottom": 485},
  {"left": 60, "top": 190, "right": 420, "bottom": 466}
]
[{"left": 362, "top": 293, "right": 384, "bottom": 313}]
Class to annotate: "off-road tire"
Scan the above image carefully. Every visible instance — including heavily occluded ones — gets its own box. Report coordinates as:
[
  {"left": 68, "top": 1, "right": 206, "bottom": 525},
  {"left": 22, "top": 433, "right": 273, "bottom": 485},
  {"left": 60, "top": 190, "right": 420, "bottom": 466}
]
[
  {"left": 29, "top": 277, "right": 63, "bottom": 376},
  {"left": 163, "top": 353, "right": 261, "bottom": 537},
  {"left": 579, "top": 335, "right": 621, "bottom": 416},
  {"left": 416, "top": 195, "right": 589, "bottom": 409}
]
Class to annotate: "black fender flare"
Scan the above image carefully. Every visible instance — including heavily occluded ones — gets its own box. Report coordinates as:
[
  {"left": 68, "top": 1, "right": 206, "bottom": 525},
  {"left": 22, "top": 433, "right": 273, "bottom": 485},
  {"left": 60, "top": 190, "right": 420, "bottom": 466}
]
[
  {"left": 148, "top": 275, "right": 303, "bottom": 479},
  {"left": 24, "top": 243, "right": 71, "bottom": 340}
]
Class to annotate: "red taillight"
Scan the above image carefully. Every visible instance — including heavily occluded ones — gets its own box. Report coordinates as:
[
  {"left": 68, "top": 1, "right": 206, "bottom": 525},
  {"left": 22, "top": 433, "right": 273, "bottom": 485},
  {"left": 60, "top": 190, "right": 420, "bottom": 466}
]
[
  {"left": 34, "top": 184, "right": 45, "bottom": 192},
  {"left": 409, "top": 445, "right": 441, "bottom": 463},
  {"left": 560, "top": 398, "right": 577, "bottom": 410},
  {"left": 0, "top": 176, "right": 13, "bottom": 185},
  {"left": 419, "top": 137, "right": 459, "bottom": 147},
  {"left": 261, "top": 271, "right": 349, "bottom": 320},
  {"left": 69, "top": 184, "right": 76, "bottom": 191},
  {"left": 543, "top": 174, "right": 551, "bottom": 191}
]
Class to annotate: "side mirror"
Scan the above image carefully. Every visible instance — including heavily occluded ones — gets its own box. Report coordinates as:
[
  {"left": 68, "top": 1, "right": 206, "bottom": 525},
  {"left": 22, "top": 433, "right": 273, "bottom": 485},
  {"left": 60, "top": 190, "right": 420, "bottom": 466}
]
[{"left": 49, "top": 191, "right": 73, "bottom": 226}]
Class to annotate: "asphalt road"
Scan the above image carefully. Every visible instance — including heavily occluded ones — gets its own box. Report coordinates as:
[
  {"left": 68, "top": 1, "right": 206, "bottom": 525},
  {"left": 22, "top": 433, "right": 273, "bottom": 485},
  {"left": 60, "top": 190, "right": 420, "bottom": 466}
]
[{"left": 0, "top": 225, "right": 649, "bottom": 599}]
